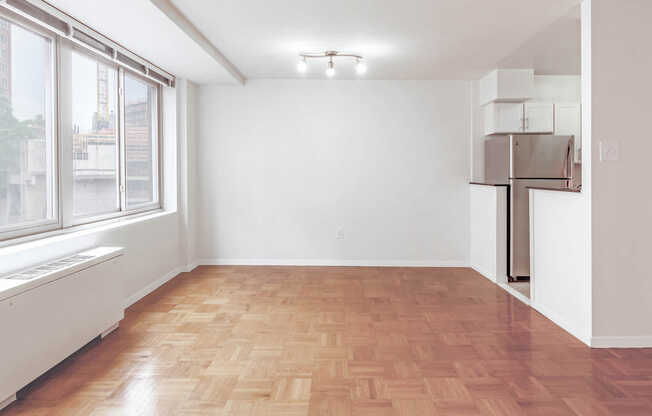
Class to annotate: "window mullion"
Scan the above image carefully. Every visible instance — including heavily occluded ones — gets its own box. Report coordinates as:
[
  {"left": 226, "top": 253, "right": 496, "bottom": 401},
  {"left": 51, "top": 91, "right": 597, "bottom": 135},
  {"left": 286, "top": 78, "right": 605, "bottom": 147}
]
[
  {"left": 48, "top": 32, "right": 59, "bottom": 227},
  {"left": 57, "top": 39, "right": 74, "bottom": 228},
  {"left": 118, "top": 67, "right": 127, "bottom": 213}
]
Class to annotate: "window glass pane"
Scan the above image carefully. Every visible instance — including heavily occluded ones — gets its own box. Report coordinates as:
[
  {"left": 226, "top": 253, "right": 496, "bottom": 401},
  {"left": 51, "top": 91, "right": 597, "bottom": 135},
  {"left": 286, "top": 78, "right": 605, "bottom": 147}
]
[
  {"left": 0, "top": 18, "right": 54, "bottom": 229},
  {"left": 124, "top": 73, "right": 157, "bottom": 208},
  {"left": 71, "top": 50, "right": 119, "bottom": 217}
]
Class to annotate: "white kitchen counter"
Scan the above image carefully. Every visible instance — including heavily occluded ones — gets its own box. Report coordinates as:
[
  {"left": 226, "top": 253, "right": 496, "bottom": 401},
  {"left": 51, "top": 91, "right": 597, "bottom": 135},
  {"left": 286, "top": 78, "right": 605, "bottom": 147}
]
[
  {"left": 469, "top": 183, "right": 590, "bottom": 345},
  {"left": 469, "top": 183, "right": 508, "bottom": 284},
  {"left": 529, "top": 188, "right": 590, "bottom": 345}
]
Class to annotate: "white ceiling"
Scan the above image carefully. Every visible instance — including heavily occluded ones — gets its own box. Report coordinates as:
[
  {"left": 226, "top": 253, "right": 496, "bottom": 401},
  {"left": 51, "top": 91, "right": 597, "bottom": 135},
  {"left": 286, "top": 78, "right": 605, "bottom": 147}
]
[
  {"left": 499, "top": 6, "right": 581, "bottom": 75},
  {"left": 170, "top": 0, "right": 581, "bottom": 81},
  {"left": 45, "top": 0, "right": 241, "bottom": 84},
  {"left": 45, "top": 0, "right": 581, "bottom": 83}
]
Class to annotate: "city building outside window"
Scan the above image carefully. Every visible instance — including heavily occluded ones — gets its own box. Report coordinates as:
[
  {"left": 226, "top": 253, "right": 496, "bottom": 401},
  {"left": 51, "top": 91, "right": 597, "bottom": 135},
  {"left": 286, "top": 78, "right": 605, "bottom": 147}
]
[
  {"left": 0, "top": 12, "right": 162, "bottom": 242},
  {"left": 124, "top": 72, "right": 159, "bottom": 210},
  {"left": 70, "top": 49, "right": 120, "bottom": 218},
  {"left": 0, "top": 16, "right": 56, "bottom": 235}
]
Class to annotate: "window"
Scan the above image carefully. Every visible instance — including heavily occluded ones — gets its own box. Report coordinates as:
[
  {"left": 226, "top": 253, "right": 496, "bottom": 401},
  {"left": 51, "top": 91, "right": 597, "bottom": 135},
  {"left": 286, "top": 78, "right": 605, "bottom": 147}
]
[
  {"left": 0, "top": 8, "right": 166, "bottom": 242},
  {"left": 0, "top": 16, "right": 56, "bottom": 234},
  {"left": 71, "top": 50, "right": 119, "bottom": 218},
  {"left": 124, "top": 72, "right": 159, "bottom": 209},
  {"left": 59, "top": 43, "right": 161, "bottom": 226}
]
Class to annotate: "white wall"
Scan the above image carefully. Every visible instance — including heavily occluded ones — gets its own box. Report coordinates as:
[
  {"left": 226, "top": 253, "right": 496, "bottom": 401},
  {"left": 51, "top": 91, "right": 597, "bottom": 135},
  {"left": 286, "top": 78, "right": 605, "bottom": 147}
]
[
  {"left": 533, "top": 75, "right": 581, "bottom": 102},
  {"left": 529, "top": 189, "right": 590, "bottom": 344},
  {"left": 187, "top": 82, "right": 200, "bottom": 267},
  {"left": 0, "top": 81, "right": 196, "bottom": 307},
  {"left": 470, "top": 81, "right": 485, "bottom": 181},
  {"left": 176, "top": 79, "right": 199, "bottom": 271},
  {"left": 589, "top": 0, "right": 652, "bottom": 346},
  {"left": 196, "top": 80, "right": 471, "bottom": 266}
]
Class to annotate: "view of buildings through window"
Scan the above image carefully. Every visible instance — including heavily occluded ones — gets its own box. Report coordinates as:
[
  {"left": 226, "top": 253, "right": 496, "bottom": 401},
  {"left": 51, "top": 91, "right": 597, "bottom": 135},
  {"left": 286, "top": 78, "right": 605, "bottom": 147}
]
[
  {"left": 0, "top": 17, "right": 53, "bottom": 229},
  {"left": 0, "top": 14, "right": 160, "bottom": 238},
  {"left": 71, "top": 54, "right": 158, "bottom": 216},
  {"left": 72, "top": 51, "right": 119, "bottom": 217},
  {"left": 124, "top": 73, "right": 157, "bottom": 208}
]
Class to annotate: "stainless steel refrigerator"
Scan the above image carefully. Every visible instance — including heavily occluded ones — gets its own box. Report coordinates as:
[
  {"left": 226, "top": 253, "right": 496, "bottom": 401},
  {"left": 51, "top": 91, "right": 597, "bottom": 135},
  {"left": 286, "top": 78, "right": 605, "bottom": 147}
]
[{"left": 485, "top": 134, "right": 574, "bottom": 279}]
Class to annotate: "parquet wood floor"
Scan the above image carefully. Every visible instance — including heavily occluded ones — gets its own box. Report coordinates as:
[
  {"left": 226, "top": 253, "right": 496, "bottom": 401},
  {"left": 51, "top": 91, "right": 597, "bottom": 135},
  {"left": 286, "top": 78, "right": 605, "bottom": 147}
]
[{"left": 3, "top": 266, "right": 652, "bottom": 415}]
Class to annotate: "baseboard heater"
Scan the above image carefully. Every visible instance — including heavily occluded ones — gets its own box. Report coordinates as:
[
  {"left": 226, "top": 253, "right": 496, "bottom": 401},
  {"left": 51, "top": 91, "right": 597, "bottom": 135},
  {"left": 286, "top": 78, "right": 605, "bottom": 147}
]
[{"left": 0, "top": 247, "right": 124, "bottom": 410}]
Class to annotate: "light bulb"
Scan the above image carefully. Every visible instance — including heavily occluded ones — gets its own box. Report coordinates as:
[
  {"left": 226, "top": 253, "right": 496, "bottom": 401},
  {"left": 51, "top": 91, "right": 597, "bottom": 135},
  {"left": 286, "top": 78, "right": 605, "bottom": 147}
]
[
  {"left": 356, "top": 59, "right": 367, "bottom": 75},
  {"left": 297, "top": 58, "right": 307, "bottom": 73},
  {"left": 325, "top": 60, "right": 335, "bottom": 77}
]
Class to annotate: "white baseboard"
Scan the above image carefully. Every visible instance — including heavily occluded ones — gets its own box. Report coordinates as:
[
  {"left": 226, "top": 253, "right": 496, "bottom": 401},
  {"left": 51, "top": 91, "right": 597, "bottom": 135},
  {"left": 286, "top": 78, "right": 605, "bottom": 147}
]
[
  {"left": 195, "top": 258, "right": 467, "bottom": 267},
  {"left": 124, "top": 265, "right": 185, "bottom": 308},
  {"left": 0, "top": 394, "right": 16, "bottom": 411},
  {"left": 497, "top": 282, "right": 531, "bottom": 306},
  {"left": 185, "top": 261, "right": 199, "bottom": 273},
  {"left": 530, "top": 301, "right": 591, "bottom": 346},
  {"left": 101, "top": 322, "right": 120, "bottom": 339},
  {"left": 470, "top": 265, "right": 496, "bottom": 283},
  {"left": 590, "top": 335, "right": 652, "bottom": 348}
]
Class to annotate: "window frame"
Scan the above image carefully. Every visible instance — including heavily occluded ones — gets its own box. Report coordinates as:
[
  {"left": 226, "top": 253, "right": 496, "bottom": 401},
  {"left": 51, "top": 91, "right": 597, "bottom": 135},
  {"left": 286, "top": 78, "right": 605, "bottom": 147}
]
[
  {"left": 0, "top": 8, "right": 163, "bottom": 243},
  {"left": 120, "top": 67, "right": 162, "bottom": 214},
  {"left": 0, "top": 11, "right": 59, "bottom": 240},
  {"left": 60, "top": 39, "right": 123, "bottom": 227}
]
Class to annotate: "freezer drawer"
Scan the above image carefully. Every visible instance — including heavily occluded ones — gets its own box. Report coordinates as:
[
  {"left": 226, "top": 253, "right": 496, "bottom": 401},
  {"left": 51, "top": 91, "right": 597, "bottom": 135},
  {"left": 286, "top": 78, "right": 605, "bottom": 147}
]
[{"left": 510, "top": 179, "right": 569, "bottom": 278}]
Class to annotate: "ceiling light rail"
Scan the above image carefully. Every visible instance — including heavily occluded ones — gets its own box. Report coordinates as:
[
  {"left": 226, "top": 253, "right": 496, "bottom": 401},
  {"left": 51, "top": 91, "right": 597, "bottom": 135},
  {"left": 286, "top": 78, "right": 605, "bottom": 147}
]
[{"left": 298, "top": 50, "right": 367, "bottom": 77}]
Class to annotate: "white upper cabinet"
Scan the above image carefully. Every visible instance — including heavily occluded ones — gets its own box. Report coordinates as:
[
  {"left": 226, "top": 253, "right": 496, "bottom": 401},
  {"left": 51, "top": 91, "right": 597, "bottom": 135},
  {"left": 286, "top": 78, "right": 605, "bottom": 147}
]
[
  {"left": 484, "top": 102, "right": 555, "bottom": 135},
  {"left": 555, "top": 102, "right": 582, "bottom": 161},
  {"left": 479, "top": 69, "right": 535, "bottom": 106},
  {"left": 523, "top": 102, "right": 554, "bottom": 133},
  {"left": 479, "top": 72, "right": 581, "bottom": 158},
  {"left": 484, "top": 102, "right": 524, "bottom": 135}
]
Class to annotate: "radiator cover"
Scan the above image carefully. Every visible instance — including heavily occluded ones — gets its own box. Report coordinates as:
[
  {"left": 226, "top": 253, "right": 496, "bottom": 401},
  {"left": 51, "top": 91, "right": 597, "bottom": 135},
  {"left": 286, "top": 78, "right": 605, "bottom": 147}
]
[{"left": 0, "top": 247, "right": 124, "bottom": 407}]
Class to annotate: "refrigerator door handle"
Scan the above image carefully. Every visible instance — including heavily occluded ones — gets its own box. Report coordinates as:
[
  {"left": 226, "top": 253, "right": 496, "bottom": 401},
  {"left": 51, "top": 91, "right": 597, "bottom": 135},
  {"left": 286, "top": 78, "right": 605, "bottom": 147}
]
[{"left": 565, "top": 138, "right": 573, "bottom": 179}]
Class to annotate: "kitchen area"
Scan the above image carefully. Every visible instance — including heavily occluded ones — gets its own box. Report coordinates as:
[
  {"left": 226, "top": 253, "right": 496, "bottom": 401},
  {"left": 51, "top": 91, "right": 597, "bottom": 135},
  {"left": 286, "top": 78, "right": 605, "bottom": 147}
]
[
  {"left": 469, "top": 67, "right": 589, "bottom": 344},
  {"left": 467, "top": 6, "right": 591, "bottom": 344},
  {"left": 470, "top": 67, "right": 582, "bottom": 296}
]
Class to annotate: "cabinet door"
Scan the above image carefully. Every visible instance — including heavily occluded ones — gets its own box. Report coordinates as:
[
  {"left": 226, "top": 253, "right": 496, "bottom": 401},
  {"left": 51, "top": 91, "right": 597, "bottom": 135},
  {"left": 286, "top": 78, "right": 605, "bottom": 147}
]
[
  {"left": 484, "top": 102, "right": 524, "bottom": 135},
  {"left": 524, "top": 102, "right": 554, "bottom": 133},
  {"left": 554, "top": 103, "right": 581, "bottom": 161}
]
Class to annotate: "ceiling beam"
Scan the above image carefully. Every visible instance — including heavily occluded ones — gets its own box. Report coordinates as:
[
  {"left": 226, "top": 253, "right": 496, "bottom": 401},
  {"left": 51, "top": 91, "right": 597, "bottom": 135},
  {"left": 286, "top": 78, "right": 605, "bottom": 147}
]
[{"left": 150, "top": 0, "right": 246, "bottom": 85}]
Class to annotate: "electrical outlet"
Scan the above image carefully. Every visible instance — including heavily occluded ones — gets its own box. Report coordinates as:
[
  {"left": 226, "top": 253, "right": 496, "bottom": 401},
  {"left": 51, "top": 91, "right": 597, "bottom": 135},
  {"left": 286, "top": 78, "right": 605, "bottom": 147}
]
[
  {"left": 599, "top": 140, "right": 619, "bottom": 162},
  {"left": 336, "top": 227, "right": 344, "bottom": 240}
]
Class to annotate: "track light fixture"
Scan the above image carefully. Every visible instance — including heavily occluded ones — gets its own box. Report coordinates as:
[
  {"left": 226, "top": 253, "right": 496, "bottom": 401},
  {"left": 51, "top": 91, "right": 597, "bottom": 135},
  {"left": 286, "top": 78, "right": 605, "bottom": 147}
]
[
  {"left": 297, "top": 50, "right": 366, "bottom": 77},
  {"left": 325, "top": 57, "right": 335, "bottom": 77},
  {"left": 355, "top": 58, "right": 367, "bottom": 74},
  {"left": 297, "top": 56, "right": 307, "bottom": 73}
]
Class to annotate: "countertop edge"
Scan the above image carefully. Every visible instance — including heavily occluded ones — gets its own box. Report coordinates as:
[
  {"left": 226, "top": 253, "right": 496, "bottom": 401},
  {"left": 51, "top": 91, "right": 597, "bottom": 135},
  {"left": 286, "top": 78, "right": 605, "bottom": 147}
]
[
  {"left": 527, "top": 186, "right": 582, "bottom": 194},
  {"left": 469, "top": 182, "right": 509, "bottom": 187}
]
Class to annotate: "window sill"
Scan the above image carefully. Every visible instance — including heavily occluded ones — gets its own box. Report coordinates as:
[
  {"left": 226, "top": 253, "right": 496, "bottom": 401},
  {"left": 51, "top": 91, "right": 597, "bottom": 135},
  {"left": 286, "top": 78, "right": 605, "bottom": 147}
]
[{"left": 0, "top": 209, "right": 176, "bottom": 255}]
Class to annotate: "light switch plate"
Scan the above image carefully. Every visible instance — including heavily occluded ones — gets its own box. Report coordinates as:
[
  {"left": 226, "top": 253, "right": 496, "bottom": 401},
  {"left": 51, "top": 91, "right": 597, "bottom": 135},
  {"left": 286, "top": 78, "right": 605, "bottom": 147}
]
[{"left": 599, "top": 140, "right": 619, "bottom": 162}]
